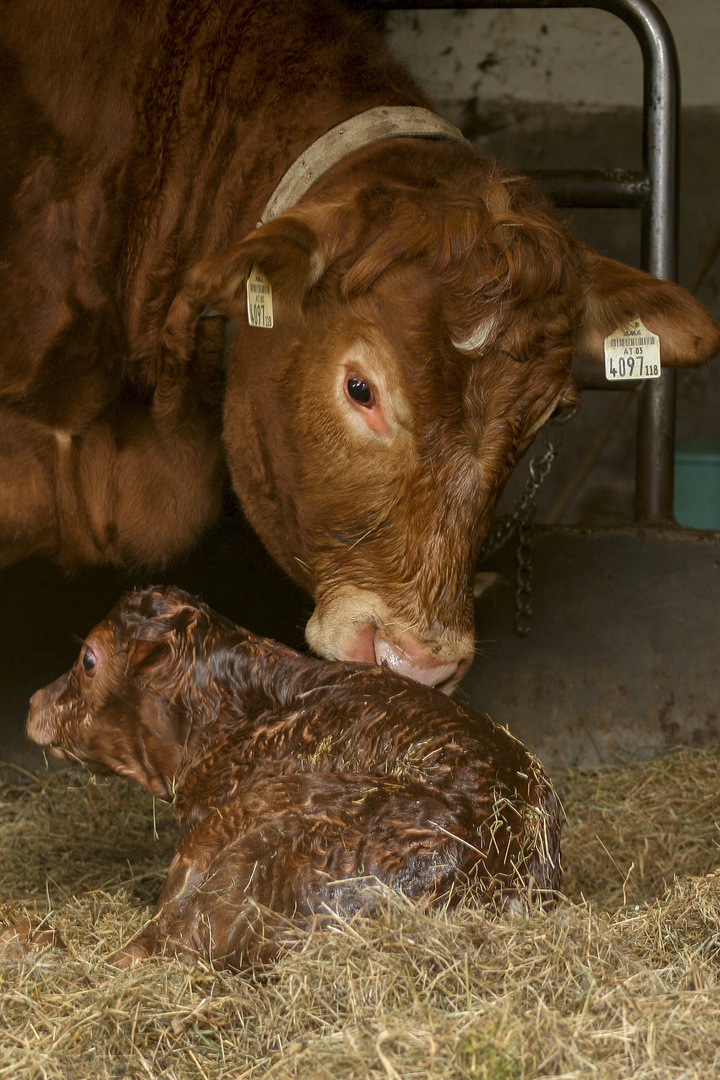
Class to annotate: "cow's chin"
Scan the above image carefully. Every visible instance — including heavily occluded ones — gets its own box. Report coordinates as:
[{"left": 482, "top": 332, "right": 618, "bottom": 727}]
[{"left": 305, "top": 587, "right": 473, "bottom": 694}]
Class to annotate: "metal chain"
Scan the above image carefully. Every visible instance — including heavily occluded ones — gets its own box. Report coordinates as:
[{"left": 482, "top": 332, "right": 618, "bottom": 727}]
[
  {"left": 514, "top": 517, "right": 534, "bottom": 637},
  {"left": 477, "top": 405, "right": 577, "bottom": 636},
  {"left": 478, "top": 435, "right": 562, "bottom": 561}
]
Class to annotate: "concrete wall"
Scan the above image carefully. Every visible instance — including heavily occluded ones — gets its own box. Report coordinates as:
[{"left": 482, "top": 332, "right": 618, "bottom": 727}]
[{"left": 385, "top": 1, "right": 720, "bottom": 113}]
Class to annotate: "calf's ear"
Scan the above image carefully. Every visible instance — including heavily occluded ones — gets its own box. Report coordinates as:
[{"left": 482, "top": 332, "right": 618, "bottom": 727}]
[
  {"left": 575, "top": 250, "right": 720, "bottom": 367},
  {"left": 163, "top": 209, "right": 348, "bottom": 360}
]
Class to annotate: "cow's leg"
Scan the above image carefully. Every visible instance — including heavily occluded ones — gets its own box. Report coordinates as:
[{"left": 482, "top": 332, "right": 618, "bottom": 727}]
[
  {"left": 111, "top": 835, "right": 214, "bottom": 969},
  {"left": 70, "top": 397, "right": 224, "bottom": 569},
  {"left": 112, "top": 812, "right": 299, "bottom": 970},
  {"left": 0, "top": 392, "right": 223, "bottom": 571},
  {"left": 0, "top": 406, "right": 60, "bottom": 566},
  {"left": 111, "top": 821, "right": 281, "bottom": 970}
]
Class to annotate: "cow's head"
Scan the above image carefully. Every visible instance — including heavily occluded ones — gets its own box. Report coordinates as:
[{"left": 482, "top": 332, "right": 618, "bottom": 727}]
[{"left": 165, "top": 141, "right": 720, "bottom": 691}]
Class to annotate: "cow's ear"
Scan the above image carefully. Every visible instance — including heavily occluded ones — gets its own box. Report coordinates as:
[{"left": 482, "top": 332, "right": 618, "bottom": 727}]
[
  {"left": 575, "top": 251, "right": 720, "bottom": 367},
  {"left": 162, "top": 212, "right": 346, "bottom": 360}
]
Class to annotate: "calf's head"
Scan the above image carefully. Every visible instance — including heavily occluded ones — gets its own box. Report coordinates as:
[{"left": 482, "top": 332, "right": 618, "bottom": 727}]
[
  {"left": 167, "top": 142, "right": 720, "bottom": 690},
  {"left": 26, "top": 588, "right": 224, "bottom": 798}
]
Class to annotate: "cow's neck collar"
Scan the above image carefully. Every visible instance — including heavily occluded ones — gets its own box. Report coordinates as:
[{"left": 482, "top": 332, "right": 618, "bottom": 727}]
[
  {"left": 203, "top": 106, "right": 469, "bottom": 365},
  {"left": 258, "top": 105, "right": 470, "bottom": 225}
]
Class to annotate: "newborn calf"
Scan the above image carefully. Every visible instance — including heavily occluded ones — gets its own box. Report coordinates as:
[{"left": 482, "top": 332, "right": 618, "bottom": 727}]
[{"left": 27, "top": 586, "right": 561, "bottom": 968}]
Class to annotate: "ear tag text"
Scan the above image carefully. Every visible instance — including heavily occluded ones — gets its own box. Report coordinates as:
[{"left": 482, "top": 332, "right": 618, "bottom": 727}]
[
  {"left": 246, "top": 265, "right": 274, "bottom": 329},
  {"left": 604, "top": 317, "right": 661, "bottom": 381}
]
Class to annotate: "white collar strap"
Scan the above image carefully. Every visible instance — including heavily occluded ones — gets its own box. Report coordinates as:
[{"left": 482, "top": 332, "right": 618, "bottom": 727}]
[
  {"left": 258, "top": 106, "right": 470, "bottom": 225},
  {"left": 202, "top": 107, "right": 469, "bottom": 357}
]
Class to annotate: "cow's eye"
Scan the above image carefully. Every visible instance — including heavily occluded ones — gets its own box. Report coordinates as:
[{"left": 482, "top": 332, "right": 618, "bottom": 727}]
[
  {"left": 82, "top": 648, "right": 98, "bottom": 675},
  {"left": 346, "top": 376, "right": 374, "bottom": 408}
]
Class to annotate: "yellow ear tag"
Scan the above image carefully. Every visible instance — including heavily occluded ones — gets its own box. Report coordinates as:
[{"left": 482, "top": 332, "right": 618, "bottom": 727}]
[
  {"left": 246, "top": 265, "right": 274, "bottom": 329},
  {"left": 604, "top": 317, "right": 661, "bottom": 381}
]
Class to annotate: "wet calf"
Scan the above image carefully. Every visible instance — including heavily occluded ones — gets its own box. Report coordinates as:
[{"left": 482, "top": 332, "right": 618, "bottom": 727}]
[{"left": 27, "top": 586, "right": 561, "bottom": 968}]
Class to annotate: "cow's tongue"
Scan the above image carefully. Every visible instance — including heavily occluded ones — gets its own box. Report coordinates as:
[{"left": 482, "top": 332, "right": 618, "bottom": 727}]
[{"left": 373, "top": 633, "right": 459, "bottom": 689}]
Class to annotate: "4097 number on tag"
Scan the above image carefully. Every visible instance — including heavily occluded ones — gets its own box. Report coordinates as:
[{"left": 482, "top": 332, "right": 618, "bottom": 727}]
[{"left": 604, "top": 317, "right": 661, "bottom": 381}]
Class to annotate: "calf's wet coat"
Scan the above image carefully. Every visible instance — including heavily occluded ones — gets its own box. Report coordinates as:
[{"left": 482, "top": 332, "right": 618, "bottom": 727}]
[{"left": 27, "top": 585, "right": 561, "bottom": 969}]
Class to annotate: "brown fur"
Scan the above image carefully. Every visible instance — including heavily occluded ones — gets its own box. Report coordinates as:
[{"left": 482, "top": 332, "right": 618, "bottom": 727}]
[
  {"left": 2, "top": 0, "right": 719, "bottom": 685},
  {"left": 26, "top": 586, "right": 562, "bottom": 969}
]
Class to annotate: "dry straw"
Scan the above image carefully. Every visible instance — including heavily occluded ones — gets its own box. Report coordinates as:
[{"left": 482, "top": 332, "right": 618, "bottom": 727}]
[{"left": 1, "top": 747, "right": 720, "bottom": 1079}]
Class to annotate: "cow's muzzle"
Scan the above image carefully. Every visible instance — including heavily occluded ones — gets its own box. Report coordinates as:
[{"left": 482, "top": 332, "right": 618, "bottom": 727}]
[{"left": 305, "top": 588, "right": 474, "bottom": 693}]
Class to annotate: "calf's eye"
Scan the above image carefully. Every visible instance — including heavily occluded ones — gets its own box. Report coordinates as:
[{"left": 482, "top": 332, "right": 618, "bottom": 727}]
[
  {"left": 82, "top": 648, "right": 97, "bottom": 674},
  {"left": 346, "top": 376, "right": 374, "bottom": 408}
]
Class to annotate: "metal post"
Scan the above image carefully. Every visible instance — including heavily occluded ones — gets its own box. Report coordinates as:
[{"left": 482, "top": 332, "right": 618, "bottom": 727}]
[
  {"left": 365, "top": 0, "right": 681, "bottom": 523},
  {"left": 628, "top": 0, "right": 680, "bottom": 523}
]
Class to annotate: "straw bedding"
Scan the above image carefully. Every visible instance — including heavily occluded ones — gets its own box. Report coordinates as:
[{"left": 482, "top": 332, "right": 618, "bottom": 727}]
[{"left": 1, "top": 747, "right": 719, "bottom": 1079}]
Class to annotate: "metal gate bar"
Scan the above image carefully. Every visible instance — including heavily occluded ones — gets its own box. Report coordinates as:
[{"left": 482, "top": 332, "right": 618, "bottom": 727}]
[{"left": 364, "top": 0, "right": 680, "bottom": 524}]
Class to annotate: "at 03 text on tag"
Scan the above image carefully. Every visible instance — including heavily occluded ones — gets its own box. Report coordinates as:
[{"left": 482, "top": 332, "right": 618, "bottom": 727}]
[{"left": 604, "top": 317, "right": 661, "bottom": 381}]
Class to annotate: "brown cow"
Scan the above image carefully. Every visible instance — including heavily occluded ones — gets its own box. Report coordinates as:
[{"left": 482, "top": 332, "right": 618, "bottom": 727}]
[
  {"left": 1, "top": 0, "right": 719, "bottom": 690},
  {"left": 26, "top": 586, "right": 562, "bottom": 968}
]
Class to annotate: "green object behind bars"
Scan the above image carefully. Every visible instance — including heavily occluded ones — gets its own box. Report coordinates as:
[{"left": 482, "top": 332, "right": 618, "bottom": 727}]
[{"left": 674, "top": 438, "right": 720, "bottom": 529}]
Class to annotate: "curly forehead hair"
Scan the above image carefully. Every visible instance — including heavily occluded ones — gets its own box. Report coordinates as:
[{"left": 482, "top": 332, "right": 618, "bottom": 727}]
[
  {"left": 110, "top": 587, "right": 275, "bottom": 704},
  {"left": 114, "top": 586, "right": 216, "bottom": 639}
]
